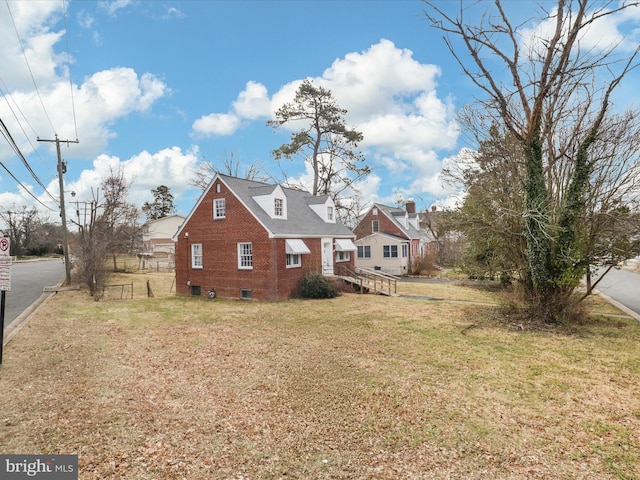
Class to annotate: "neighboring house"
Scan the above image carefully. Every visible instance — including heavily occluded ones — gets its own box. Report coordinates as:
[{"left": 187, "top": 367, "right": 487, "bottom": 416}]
[
  {"left": 173, "top": 174, "right": 357, "bottom": 301},
  {"left": 352, "top": 201, "right": 434, "bottom": 275},
  {"left": 141, "top": 214, "right": 185, "bottom": 255}
]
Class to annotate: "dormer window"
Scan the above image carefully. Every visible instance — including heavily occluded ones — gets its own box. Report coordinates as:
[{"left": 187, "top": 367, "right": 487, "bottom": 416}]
[
  {"left": 327, "top": 206, "right": 334, "bottom": 221},
  {"left": 274, "top": 198, "right": 283, "bottom": 217}
]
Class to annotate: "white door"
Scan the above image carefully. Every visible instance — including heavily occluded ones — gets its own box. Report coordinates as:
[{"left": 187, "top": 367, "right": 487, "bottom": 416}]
[{"left": 322, "top": 238, "right": 334, "bottom": 275}]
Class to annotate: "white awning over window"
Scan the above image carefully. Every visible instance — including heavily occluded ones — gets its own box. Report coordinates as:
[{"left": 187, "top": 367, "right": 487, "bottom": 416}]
[
  {"left": 285, "top": 239, "right": 311, "bottom": 255},
  {"left": 334, "top": 238, "right": 357, "bottom": 251}
]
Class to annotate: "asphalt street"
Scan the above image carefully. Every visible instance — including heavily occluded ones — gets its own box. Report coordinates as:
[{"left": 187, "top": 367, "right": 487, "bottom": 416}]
[
  {"left": 1, "top": 259, "right": 65, "bottom": 326},
  {"left": 592, "top": 266, "right": 640, "bottom": 317}
]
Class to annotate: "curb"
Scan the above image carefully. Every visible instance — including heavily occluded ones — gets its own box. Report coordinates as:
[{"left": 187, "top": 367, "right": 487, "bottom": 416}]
[
  {"left": 2, "top": 287, "right": 59, "bottom": 347},
  {"left": 595, "top": 289, "right": 640, "bottom": 323}
]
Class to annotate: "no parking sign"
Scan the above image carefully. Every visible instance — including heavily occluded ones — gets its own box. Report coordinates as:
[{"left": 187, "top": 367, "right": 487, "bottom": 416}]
[{"left": 0, "top": 237, "right": 9, "bottom": 256}]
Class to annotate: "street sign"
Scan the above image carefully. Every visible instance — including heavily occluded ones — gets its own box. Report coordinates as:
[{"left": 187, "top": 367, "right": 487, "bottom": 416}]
[
  {"left": 0, "top": 237, "right": 9, "bottom": 256},
  {"left": 0, "top": 258, "right": 10, "bottom": 291},
  {"left": 0, "top": 237, "right": 9, "bottom": 291}
]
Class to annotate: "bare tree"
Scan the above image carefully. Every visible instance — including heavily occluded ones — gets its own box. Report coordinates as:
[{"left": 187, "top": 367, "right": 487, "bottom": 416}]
[
  {"left": 73, "top": 169, "right": 141, "bottom": 295},
  {"left": 0, "top": 206, "right": 61, "bottom": 257},
  {"left": 425, "top": 0, "right": 640, "bottom": 321}
]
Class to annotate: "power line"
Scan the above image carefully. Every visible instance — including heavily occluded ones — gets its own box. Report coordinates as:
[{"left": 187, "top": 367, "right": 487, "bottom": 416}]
[
  {"left": 0, "top": 117, "right": 59, "bottom": 205},
  {"left": 0, "top": 159, "right": 56, "bottom": 212},
  {"left": 61, "top": 0, "right": 79, "bottom": 141},
  {"left": 5, "top": 0, "right": 57, "bottom": 135},
  {"left": 0, "top": 80, "right": 49, "bottom": 169}
]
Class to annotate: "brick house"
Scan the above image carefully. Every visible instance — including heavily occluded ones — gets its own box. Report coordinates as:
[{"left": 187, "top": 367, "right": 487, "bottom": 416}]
[
  {"left": 352, "top": 201, "right": 433, "bottom": 275},
  {"left": 173, "top": 174, "right": 357, "bottom": 300}
]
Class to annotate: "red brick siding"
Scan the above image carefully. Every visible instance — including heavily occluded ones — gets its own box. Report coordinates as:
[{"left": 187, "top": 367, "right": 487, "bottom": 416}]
[{"left": 353, "top": 208, "right": 407, "bottom": 240}]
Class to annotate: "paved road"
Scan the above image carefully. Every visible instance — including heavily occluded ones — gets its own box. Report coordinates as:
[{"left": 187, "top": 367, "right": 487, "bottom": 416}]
[
  {"left": 2, "top": 259, "right": 65, "bottom": 326},
  {"left": 593, "top": 267, "right": 640, "bottom": 317}
]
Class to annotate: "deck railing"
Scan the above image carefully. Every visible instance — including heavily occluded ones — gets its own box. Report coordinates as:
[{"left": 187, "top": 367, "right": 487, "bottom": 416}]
[{"left": 334, "top": 264, "right": 398, "bottom": 296}]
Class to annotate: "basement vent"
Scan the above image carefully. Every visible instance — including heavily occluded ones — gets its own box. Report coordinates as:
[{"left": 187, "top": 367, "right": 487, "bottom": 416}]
[
  {"left": 240, "top": 289, "right": 252, "bottom": 300},
  {"left": 191, "top": 285, "right": 201, "bottom": 296}
]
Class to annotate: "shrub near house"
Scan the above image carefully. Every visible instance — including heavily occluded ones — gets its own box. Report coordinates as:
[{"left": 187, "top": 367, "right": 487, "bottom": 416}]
[{"left": 174, "top": 174, "right": 357, "bottom": 301}]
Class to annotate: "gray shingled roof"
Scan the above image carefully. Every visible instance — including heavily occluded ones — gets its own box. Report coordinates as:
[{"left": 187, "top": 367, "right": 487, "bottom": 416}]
[{"left": 220, "top": 174, "right": 355, "bottom": 238}]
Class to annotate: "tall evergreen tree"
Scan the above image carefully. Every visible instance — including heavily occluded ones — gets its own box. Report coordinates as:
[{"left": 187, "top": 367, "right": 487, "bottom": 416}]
[
  {"left": 143, "top": 185, "right": 176, "bottom": 220},
  {"left": 267, "top": 79, "right": 369, "bottom": 204}
]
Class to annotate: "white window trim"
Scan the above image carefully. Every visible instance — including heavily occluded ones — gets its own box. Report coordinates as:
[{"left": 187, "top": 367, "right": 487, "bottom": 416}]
[
  {"left": 237, "top": 242, "right": 253, "bottom": 270},
  {"left": 274, "top": 198, "right": 284, "bottom": 217},
  {"left": 214, "top": 198, "right": 226, "bottom": 219},
  {"left": 286, "top": 253, "right": 301, "bottom": 268},
  {"left": 327, "top": 206, "right": 334, "bottom": 221},
  {"left": 336, "top": 251, "right": 350, "bottom": 262},
  {"left": 191, "top": 243, "right": 203, "bottom": 269},
  {"left": 372, "top": 220, "right": 379, "bottom": 233}
]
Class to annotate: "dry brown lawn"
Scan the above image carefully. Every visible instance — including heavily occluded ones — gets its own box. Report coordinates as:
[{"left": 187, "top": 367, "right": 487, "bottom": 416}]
[{"left": 1, "top": 272, "right": 638, "bottom": 479}]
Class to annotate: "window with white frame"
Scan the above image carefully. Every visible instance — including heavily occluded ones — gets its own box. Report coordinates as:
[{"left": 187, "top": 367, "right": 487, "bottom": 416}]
[
  {"left": 238, "top": 242, "right": 253, "bottom": 269},
  {"left": 383, "top": 245, "right": 398, "bottom": 258},
  {"left": 402, "top": 244, "right": 408, "bottom": 258},
  {"left": 214, "top": 198, "right": 226, "bottom": 219},
  {"left": 286, "top": 253, "right": 301, "bottom": 268},
  {"left": 327, "top": 206, "right": 334, "bottom": 221},
  {"left": 191, "top": 243, "right": 203, "bottom": 268},
  {"left": 274, "top": 198, "right": 283, "bottom": 217},
  {"left": 372, "top": 220, "right": 379, "bottom": 233},
  {"left": 357, "top": 245, "right": 371, "bottom": 258},
  {"left": 336, "top": 251, "right": 350, "bottom": 262}
]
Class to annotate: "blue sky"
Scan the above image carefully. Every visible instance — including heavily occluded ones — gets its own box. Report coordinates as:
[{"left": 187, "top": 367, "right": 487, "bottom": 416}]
[{"left": 1, "top": 0, "right": 639, "bottom": 224}]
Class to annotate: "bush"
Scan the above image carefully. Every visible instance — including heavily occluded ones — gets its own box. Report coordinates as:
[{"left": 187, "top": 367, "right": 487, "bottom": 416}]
[{"left": 299, "top": 273, "right": 338, "bottom": 299}]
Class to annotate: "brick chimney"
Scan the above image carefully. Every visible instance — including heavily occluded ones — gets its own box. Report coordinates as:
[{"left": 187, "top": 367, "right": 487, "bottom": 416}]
[{"left": 405, "top": 199, "right": 416, "bottom": 214}]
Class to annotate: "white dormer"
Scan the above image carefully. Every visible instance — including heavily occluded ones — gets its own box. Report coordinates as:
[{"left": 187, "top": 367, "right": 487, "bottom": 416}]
[
  {"left": 254, "top": 185, "right": 287, "bottom": 219},
  {"left": 309, "top": 196, "right": 336, "bottom": 223}
]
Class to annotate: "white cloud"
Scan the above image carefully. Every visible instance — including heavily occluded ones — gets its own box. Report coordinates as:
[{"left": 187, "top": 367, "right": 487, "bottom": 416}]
[
  {"left": 320, "top": 39, "right": 441, "bottom": 121},
  {"left": 66, "top": 145, "right": 201, "bottom": 213},
  {"left": 192, "top": 112, "right": 241, "bottom": 137},
  {"left": 191, "top": 39, "right": 459, "bottom": 202},
  {"left": 0, "top": 67, "right": 168, "bottom": 161},
  {"left": 0, "top": 1, "right": 65, "bottom": 89},
  {"left": 232, "top": 81, "right": 272, "bottom": 120},
  {"left": 0, "top": 0, "right": 168, "bottom": 162}
]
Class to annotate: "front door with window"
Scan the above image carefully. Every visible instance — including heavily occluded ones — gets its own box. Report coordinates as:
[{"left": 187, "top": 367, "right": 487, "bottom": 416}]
[{"left": 322, "top": 238, "right": 334, "bottom": 275}]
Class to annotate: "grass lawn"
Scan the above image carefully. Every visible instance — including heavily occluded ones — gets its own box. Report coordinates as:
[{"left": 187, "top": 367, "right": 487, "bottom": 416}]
[{"left": 1, "top": 272, "right": 638, "bottom": 479}]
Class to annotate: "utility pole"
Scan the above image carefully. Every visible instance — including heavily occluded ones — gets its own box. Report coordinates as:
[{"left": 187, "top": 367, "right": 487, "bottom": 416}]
[{"left": 38, "top": 135, "right": 79, "bottom": 285}]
